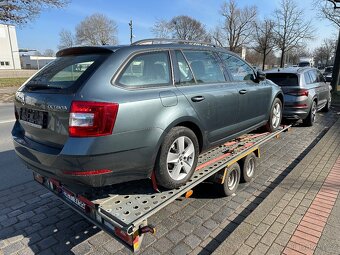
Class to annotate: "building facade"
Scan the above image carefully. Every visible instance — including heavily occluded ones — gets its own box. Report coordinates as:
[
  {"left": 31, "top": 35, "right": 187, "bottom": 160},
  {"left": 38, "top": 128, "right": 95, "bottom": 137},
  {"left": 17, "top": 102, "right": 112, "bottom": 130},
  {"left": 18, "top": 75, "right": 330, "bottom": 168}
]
[
  {"left": 0, "top": 24, "right": 21, "bottom": 70},
  {"left": 20, "top": 55, "right": 56, "bottom": 70}
]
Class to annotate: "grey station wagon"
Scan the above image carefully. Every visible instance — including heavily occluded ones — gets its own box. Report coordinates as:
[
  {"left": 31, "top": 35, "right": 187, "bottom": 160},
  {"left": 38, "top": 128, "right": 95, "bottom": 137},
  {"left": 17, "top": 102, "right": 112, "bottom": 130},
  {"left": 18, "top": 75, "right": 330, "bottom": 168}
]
[
  {"left": 12, "top": 39, "right": 284, "bottom": 189},
  {"left": 265, "top": 67, "right": 331, "bottom": 126}
]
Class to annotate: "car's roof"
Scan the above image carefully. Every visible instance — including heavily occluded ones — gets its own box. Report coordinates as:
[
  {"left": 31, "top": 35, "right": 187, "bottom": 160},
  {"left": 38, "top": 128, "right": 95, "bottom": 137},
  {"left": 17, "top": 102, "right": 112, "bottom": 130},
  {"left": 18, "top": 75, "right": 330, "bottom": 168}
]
[
  {"left": 265, "top": 67, "right": 316, "bottom": 74},
  {"left": 56, "top": 43, "right": 240, "bottom": 58}
]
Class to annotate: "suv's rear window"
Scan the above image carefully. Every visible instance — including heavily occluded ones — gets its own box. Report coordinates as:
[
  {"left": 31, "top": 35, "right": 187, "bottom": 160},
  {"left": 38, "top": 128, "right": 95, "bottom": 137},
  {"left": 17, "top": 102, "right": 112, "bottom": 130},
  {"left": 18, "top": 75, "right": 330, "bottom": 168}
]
[
  {"left": 325, "top": 67, "right": 333, "bottom": 73},
  {"left": 266, "top": 73, "right": 299, "bottom": 86},
  {"left": 24, "top": 54, "right": 107, "bottom": 92}
]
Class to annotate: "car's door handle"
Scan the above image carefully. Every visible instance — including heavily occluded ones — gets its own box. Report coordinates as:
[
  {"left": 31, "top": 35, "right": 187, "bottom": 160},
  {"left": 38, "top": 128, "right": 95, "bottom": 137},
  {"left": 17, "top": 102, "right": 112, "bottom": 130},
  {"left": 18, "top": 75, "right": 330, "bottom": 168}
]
[
  {"left": 191, "top": 96, "right": 205, "bottom": 102},
  {"left": 239, "top": 89, "right": 247, "bottom": 94}
]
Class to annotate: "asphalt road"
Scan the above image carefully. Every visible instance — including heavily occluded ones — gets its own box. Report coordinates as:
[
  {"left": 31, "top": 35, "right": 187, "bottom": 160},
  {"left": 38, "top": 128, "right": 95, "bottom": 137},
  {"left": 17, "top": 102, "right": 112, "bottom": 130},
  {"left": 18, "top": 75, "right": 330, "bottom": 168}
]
[{"left": 0, "top": 103, "right": 32, "bottom": 190}]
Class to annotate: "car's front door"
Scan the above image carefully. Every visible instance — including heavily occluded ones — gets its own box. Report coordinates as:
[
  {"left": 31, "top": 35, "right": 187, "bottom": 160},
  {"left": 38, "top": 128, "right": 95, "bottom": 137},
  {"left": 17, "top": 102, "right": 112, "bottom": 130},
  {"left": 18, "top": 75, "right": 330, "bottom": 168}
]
[
  {"left": 218, "top": 53, "right": 272, "bottom": 131},
  {"left": 173, "top": 50, "right": 240, "bottom": 143}
]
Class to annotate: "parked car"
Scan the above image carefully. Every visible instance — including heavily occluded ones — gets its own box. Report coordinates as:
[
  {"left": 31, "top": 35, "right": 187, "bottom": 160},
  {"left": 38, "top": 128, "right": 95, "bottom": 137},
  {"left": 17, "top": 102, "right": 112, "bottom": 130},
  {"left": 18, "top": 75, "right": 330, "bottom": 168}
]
[
  {"left": 265, "top": 67, "right": 331, "bottom": 126},
  {"left": 12, "top": 39, "right": 283, "bottom": 189},
  {"left": 323, "top": 66, "right": 333, "bottom": 82}
]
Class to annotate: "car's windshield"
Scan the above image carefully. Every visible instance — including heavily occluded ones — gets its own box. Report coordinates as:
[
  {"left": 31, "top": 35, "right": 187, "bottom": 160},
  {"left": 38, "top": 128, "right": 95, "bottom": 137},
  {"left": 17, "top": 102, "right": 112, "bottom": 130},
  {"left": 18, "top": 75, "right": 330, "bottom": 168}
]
[
  {"left": 298, "top": 62, "right": 310, "bottom": 67},
  {"left": 266, "top": 73, "right": 299, "bottom": 86},
  {"left": 24, "top": 54, "right": 107, "bottom": 91}
]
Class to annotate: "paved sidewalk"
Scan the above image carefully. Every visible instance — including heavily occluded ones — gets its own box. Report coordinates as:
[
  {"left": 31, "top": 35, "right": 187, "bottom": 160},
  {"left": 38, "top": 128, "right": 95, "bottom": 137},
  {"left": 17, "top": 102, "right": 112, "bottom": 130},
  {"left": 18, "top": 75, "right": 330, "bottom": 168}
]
[{"left": 214, "top": 118, "right": 340, "bottom": 255}]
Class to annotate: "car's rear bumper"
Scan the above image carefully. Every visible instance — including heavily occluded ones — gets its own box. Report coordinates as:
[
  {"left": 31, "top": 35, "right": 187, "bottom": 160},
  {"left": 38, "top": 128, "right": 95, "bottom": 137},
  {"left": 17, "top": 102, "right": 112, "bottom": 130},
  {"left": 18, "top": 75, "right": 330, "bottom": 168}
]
[
  {"left": 283, "top": 107, "right": 309, "bottom": 120},
  {"left": 12, "top": 125, "right": 163, "bottom": 187}
]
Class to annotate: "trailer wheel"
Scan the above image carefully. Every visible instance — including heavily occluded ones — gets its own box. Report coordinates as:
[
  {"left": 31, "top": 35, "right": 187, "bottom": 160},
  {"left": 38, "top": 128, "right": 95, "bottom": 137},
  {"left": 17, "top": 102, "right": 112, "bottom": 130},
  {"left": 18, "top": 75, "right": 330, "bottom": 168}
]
[
  {"left": 241, "top": 152, "right": 257, "bottom": 182},
  {"left": 155, "top": 126, "right": 199, "bottom": 189},
  {"left": 218, "top": 162, "right": 241, "bottom": 197}
]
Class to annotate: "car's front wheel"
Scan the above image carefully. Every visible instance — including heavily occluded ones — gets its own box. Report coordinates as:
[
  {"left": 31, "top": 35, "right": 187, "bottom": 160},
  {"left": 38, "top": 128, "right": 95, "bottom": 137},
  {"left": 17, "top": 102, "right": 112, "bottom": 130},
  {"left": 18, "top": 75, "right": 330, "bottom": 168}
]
[
  {"left": 265, "top": 98, "right": 282, "bottom": 132},
  {"left": 155, "top": 126, "right": 199, "bottom": 189}
]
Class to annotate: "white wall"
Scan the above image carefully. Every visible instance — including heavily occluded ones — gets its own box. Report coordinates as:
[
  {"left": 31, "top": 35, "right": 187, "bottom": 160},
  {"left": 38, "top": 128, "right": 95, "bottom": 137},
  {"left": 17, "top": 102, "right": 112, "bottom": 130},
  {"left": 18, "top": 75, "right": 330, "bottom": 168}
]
[{"left": 0, "top": 24, "right": 21, "bottom": 70}]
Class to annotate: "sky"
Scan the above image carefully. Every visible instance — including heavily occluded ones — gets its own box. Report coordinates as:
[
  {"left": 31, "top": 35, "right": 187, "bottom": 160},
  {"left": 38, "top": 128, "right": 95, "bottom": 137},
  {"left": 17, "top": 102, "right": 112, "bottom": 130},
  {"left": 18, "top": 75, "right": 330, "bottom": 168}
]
[{"left": 15, "top": 0, "right": 339, "bottom": 54}]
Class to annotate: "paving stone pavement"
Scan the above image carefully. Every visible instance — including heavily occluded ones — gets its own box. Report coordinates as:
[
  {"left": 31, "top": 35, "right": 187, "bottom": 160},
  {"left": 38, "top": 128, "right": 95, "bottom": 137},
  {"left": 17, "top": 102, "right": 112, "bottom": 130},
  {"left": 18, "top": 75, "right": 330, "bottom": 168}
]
[
  {"left": 214, "top": 115, "right": 340, "bottom": 255},
  {"left": 0, "top": 110, "right": 339, "bottom": 255}
]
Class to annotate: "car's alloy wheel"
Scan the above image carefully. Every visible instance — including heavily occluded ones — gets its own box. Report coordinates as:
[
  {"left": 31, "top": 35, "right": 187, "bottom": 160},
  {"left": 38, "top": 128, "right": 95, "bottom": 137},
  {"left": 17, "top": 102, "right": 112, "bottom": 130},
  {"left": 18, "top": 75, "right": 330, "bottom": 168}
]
[
  {"left": 166, "top": 136, "right": 195, "bottom": 181},
  {"left": 264, "top": 98, "right": 282, "bottom": 132},
  {"left": 303, "top": 101, "right": 317, "bottom": 126},
  {"left": 271, "top": 102, "right": 281, "bottom": 129},
  {"left": 155, "top": 126, "right": 199, "bottom": 189}
]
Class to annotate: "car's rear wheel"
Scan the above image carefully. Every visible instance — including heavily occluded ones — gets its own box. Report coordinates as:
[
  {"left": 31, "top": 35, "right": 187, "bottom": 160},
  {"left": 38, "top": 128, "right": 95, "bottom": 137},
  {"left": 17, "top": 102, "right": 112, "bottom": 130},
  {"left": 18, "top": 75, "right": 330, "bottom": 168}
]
[
  {"left": 155, "top": 126, "right": 199, "bottom": 189},
  {"left": 322, "top": 97, "right": 331, "bottom": 112},
  {"left": 303, "top": 100, "right": 317, "bottom": 126},
  {"left": 264, "top": 98, "right": 282, "bottom": 132}
]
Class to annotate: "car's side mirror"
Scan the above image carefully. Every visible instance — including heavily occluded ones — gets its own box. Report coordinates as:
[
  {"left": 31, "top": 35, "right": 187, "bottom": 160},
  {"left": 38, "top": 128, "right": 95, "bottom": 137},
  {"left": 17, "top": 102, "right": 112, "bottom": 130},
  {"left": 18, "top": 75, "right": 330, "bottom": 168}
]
[{"left": 257, "top": 70, "right": 266, "bottom": 82}]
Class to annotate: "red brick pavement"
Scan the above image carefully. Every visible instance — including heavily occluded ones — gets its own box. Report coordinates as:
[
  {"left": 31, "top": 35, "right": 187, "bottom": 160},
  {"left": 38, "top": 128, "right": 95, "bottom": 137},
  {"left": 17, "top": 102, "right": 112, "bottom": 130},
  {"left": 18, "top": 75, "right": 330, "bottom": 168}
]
[{"left": 283, "top": 156, "right": 340, "bottom": 255}]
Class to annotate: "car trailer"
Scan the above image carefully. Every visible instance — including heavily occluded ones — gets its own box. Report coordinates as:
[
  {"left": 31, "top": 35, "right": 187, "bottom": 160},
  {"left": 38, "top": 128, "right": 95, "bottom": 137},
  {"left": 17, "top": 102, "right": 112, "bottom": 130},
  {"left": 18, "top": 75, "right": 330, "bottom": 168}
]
[{"left": 33, "top": 125, "right": 291, "bottom": 252}]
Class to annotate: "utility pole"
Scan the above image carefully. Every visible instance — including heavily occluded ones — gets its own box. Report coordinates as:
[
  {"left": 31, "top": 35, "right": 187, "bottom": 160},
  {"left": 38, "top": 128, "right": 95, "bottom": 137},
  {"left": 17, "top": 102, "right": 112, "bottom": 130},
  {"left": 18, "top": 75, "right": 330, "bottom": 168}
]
[
  {"left": 328, "top": 0, "right": 340, "bottom": 93},
  {"left": 129, "top": 19, "right": 133, "bottom": 45}
]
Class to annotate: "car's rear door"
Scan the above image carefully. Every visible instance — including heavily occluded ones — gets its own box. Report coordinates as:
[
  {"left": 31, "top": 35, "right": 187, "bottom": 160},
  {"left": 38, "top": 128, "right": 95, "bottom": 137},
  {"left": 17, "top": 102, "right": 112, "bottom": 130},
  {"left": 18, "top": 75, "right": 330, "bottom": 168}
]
[
  {"left": 308, "top": 70, "right": 327, "bottom": 109},
  {"left": 219, "top": 53, "right": 272, "bottom": 131},
  {"left": 173, "top": 50, "right": 239, "bottom": 143}
]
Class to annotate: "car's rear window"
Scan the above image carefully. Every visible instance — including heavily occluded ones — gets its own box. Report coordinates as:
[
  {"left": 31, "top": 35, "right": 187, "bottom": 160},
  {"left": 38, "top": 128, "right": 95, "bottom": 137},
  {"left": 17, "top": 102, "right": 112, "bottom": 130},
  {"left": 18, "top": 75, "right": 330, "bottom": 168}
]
[
  {"left": 23, "top": 54, "right": 108, "bottom": 92},
  {"left": 266, "top": 73, "right": 299, "bottom": 86}
]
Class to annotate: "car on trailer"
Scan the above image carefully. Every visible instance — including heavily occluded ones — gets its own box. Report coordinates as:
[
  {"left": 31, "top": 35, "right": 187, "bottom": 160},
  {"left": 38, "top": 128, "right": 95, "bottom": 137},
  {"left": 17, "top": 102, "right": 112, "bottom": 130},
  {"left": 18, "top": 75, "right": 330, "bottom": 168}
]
[{"left": 12, "top": 39, "right": 283, "bottom": 191}]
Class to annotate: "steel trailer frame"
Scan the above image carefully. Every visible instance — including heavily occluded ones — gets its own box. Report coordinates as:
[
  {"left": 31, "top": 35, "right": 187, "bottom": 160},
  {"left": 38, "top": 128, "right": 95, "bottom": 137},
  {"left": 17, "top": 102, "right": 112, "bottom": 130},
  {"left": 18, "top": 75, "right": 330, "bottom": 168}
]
[{"left": 33, "top": 125, "right": 291, "bottom": 252}]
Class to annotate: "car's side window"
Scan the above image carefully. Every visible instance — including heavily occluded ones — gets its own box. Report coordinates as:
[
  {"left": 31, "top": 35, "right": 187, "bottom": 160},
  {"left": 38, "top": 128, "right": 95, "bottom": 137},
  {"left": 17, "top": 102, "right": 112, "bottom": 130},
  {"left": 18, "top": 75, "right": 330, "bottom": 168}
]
[
  {"left": 304, "top": 72, "right": 312, "bottom": 84},
  {"left": 219, "top": 53, "right": 255, "bottom": 82},
  {"left": 175, "top": 51, "right": 195, "bottom": 85},
  {"left": 308, "top": 70, "right": 318, "bottom": 84},
  {"left": 117, "top": 51, "right": 171, "bottom": 87},
  {"left": 316, "top": 70, "right": 325, "bottom": 82},
  {"left": 182, "top": 50, "right": 225, "bottom": 84}
]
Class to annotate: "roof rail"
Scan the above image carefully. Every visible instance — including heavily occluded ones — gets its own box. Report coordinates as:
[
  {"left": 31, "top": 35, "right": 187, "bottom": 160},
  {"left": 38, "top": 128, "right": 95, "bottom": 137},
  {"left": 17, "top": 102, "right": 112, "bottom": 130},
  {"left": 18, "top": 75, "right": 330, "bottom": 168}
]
[{"left": 131, "top": 38, "right": 218, "bottom": 48}]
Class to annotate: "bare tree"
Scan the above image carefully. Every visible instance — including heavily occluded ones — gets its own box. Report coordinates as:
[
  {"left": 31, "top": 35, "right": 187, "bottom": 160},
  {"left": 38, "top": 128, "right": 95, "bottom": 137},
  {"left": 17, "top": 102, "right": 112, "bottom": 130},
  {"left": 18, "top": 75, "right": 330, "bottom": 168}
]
[
  {"left": 152, "top": 19, "right": 172, "bottom": 38},
  {"left": 273, "top": 0, "right": 314, "bottom": 68},
  {"left": 315, "top": 0, "right": 340, "bottom": 27},
  {"left": 58, "top": 29, "right": 75, "bottom": 50},
  {"left": 43, "top": 49, "right": 55, "bottom": 57},
  {"left": 213, "top": 0, "right": 257, "bottom": 52},
  {"left": 253, "top": 19, "right": 275, "bottom": 70},
  {"left": 76, "top": 13, "right": 118, "bottom": 46},
  {"left": 0, "top": 0, "right": 68, "bottom": 25},
  {"left": 152, "top": 15, "right": 210, "bottom": 41}
]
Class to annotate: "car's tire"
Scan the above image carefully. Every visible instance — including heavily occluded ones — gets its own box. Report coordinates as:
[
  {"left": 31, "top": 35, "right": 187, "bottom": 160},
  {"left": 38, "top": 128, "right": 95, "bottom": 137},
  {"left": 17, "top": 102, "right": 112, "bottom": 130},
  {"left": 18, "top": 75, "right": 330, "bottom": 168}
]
[
  {"left": 264, "top": 98, "right": 282, "bottom": 132},
  {"left": 217, "top": 163, "right": 241, "bottom": 197},
  {"left": 241, "top": 152, "right": 257, "bottom": 183},
  {"left": 322, "top": 97, "right": 331, "bottom": 112},
  {"left": 303, "top": 100, "right": 317, "bottom": 126},
  {"left": 155, "top": 126, "right": 199, "bottom": 189}
]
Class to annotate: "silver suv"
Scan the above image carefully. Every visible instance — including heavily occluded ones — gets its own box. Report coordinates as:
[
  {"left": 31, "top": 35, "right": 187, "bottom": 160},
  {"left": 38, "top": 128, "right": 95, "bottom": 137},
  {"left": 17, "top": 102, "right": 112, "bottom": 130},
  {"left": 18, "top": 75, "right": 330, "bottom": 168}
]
[
  {"left": 12, "top": 39, "right": 283, "bottom": 189},
  {"left": 265, "top": 67, "right": 331, "bottom": 126}
]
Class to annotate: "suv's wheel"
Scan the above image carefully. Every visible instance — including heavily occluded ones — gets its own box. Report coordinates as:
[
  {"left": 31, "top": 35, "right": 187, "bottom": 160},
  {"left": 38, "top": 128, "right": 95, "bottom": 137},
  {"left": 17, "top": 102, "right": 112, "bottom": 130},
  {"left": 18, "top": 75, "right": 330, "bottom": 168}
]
[
  {"left": 265, "top": 98, "right": 282, "bottom": 132},
  {"left": 155, "top": 126, "right": 199, "bottom": 189},
  {"left": 322, "top": 97, "right": 331, "bottom": 112},
  {"left": 303, "top": 100, "right": 317, "bottom": 126}
]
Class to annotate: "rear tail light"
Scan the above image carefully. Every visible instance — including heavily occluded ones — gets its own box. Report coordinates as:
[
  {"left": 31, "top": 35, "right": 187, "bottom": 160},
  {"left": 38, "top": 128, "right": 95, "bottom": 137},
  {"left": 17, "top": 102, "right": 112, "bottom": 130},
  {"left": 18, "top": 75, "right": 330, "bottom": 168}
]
[
  {"left": 69, "top": 101, "right": 119, "bottom": 137},
  {"left": 286, "top": 89, "right": 309, "bottom": 97}
]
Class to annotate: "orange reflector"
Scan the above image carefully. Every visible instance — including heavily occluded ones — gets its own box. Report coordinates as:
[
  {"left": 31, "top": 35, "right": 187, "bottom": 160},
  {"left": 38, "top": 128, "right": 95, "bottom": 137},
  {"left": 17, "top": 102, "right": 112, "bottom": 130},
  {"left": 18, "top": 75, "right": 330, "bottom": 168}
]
[{"left": 185, "top": 190, "right": 193, "bottom": 198}]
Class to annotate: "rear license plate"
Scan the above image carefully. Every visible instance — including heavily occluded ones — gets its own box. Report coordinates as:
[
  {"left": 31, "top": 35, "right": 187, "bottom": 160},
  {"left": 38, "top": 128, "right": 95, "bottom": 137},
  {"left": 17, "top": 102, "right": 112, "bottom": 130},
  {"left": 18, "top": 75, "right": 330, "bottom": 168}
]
[
  {"left": 20, "top": 108, "right": 47, "bottom": 128},
  {"left": 62, "top": 189, "right": 86, "bottom": 211}
]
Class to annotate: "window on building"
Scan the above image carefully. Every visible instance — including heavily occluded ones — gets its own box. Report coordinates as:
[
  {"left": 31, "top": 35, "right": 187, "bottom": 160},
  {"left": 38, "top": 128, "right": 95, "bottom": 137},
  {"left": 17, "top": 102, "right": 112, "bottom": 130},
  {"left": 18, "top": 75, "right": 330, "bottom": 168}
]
[
  {"left": 5, "top": 62, "right": 9, "bottom": 66},
  {"left": 0, "top": 62, "right": 4, "bottom": 66}
]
